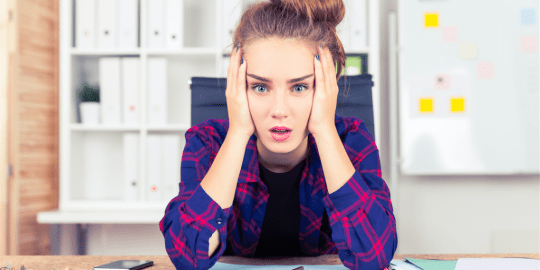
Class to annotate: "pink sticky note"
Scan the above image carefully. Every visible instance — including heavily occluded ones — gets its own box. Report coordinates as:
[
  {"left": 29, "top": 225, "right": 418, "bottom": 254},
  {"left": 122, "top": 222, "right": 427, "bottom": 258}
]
[
  {"left": 521, "top": 36, "right": 538, "bottom": 52},
  {"left": 442, "top": 26, "right": 458, "bottom": 42},
  {"left": 435, "top": 74, "right": 451, "bottom": 90},
  {"left": 477, "top": 62, "right": 494, "bottom": 78}
]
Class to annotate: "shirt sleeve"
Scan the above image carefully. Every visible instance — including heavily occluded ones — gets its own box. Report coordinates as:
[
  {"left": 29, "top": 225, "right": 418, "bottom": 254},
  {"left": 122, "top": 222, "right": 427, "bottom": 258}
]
[
  {"left": 159, "top": 126, "right": 232, "bottom": 270},
  {"left": 322, "top": 120, "right": 398, "bottom": 270}
]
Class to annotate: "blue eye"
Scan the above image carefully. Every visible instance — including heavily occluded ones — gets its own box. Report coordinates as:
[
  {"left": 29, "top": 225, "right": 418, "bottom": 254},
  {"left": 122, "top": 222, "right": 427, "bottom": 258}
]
[
  {"left": 251, "top": 84, "right": 309, "bottom": 93},
  {"left": 252, "top": 84, "right": 267, "bottom": 93},
  {"left": 293, "top": 84, "right": 308, "bottom": 93}
]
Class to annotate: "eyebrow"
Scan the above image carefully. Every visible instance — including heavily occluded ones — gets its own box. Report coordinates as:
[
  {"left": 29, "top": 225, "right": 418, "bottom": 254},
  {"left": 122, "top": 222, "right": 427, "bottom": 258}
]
[{"left": 247, "top": 74, "right": 313, "bottom": 84}]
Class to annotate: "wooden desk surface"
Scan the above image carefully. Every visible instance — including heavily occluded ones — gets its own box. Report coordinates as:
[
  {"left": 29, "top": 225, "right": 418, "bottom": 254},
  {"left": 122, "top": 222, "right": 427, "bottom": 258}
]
[{"left": 0, "top": 253, "right": 538, "bottom": 269}]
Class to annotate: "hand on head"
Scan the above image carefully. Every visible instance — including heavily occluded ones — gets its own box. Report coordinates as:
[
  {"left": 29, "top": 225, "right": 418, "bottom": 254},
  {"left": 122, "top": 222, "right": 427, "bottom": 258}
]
[{"left": 226, "top": 44, "right": 255, "bottom": 138}]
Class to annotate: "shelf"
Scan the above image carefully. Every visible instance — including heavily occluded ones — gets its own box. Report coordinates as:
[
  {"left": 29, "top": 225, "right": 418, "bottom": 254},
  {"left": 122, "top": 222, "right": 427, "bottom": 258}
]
[
  {"left": 147, "top": 124, "right": 191, "bottom": 131},
  {"left": 146, "top": 47, "right": 219, "bottom": 56},
  {"left": 71, "top": 48, "right": 141, "bottom": 56},
  {"left": 57, "top": 0, "right": 381, "bottom": 216},
  {"left": 37, "top": 210, "right": 165, "bottom": 224},
  {"left": 69, "top": 124, "right": 192, "bottom": 132},
  {"left": 345, "top": 47, "right": 371, "bottom": 54},
  {"left": 70, "top": 124, "right": 141, "bottom": 132}
]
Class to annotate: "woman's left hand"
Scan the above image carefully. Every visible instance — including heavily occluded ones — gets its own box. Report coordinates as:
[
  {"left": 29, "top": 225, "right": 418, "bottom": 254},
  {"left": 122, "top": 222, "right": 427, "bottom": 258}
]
[{"left": 307, "top": 45, "right": 339, "bottom": 137}]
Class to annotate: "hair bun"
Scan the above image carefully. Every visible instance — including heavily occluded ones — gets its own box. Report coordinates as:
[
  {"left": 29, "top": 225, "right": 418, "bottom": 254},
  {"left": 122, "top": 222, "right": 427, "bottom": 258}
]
[{"left": 269, "top": 0, "right": 345, "bottom": 28}]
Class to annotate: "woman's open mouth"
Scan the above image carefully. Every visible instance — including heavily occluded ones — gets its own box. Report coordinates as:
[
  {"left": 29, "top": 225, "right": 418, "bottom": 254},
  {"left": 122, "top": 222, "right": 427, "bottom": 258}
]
[{"left": 270, "top": 126, "right": 292, "bottom": 141}]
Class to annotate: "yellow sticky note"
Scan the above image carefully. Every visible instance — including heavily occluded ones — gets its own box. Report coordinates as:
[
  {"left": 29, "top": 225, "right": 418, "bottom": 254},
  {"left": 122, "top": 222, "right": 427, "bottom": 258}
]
[
  {"left": 425, "top": 13, "right": 439, "bottom": 27},
  {"left": 451, "top": 97, "right": 465, "bottom": 112},
  {"left": 419, "top": 98, "right": 434, "bottom": 113}
]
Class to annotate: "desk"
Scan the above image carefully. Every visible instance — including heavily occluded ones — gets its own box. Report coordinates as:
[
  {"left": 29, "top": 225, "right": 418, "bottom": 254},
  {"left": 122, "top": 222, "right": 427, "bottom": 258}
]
[{"left": 0, "top": 254, "right": 539, "bottom": 269}]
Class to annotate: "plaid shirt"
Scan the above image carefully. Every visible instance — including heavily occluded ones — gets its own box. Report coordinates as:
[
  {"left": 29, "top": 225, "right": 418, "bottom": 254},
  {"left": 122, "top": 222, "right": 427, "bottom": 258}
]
[{"left": 160, "top": 114, "right": 398, "bottom": 270}]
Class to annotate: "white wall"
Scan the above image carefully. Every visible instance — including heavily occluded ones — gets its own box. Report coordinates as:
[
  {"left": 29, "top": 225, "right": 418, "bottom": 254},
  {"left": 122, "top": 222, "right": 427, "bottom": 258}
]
[
  {"left": 57, "top": 0, "right": 540, "bottom": 256},
  {"left": 380, "top": 0, "right": 540, "bottom": 255}
]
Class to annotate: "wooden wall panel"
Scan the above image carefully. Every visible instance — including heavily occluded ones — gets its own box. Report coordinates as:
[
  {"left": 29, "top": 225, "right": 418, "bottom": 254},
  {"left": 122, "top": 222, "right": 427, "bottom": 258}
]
[
  {"left": 0, "top": 0, "right": 9, "bottom": 256},
  {"left": 7, "top": 0, "right": 59, "bottom": 255}
]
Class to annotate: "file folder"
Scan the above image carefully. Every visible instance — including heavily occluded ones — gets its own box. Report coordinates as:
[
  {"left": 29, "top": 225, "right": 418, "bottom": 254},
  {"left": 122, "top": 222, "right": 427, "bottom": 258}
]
[
  {"left": 161, "top": 135, "right": 180, "bottom": 201},
  {"left": 123, "top": 133, "right": 140, "bottom": 201},
  {"left": 117, "top": 0, "right": 138, "bottom": 48},
  {"left": 75, "top": 0, "right": 97, "bottom": 48},
  {"left": 337, "top": 11, "right": 351, "bottom": 52},
  {"left": 97, "top": 0, "right": 117, "bottom": 48},
  {"left": 349, "top": 0, "right": 367, "bottom": 50},
  {"left": 221, "top": 0, "right": 242, "bottom": 50},
  {"left": 99, "top": 57, "right": 122, "bottom": 124},
  {"left": 147, "top": 58, "right": 168, "bottom": 124},
  {"left": 166, "top": 0, "right": 184, "bottom": 49},
  {"left": 122, "top": 57, "right": 140, "bottom": 124},
  {"left": 147, "top": 135, "right": 162, "bottom": 202},
  {"left": 147, "top": 0, "right": 166, "bottom": 48}
]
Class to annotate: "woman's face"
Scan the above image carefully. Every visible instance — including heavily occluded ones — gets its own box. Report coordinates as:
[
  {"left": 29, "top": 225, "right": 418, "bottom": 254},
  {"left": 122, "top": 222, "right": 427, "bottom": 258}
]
[{"left": 243, "top": 38, "right": 317, "bottom": 155}]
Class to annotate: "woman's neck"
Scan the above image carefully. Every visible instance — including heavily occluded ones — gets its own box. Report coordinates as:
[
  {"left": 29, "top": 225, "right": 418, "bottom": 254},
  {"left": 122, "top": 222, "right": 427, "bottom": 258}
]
[{"left": 257, "top": 137, "right": 309, "bottom": 173}]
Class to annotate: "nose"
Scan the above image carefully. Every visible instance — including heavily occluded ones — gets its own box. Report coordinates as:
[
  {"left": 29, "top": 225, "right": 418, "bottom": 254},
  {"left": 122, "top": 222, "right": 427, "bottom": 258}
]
[{"left": 271, "top": 89, "right": 289, "bottom": 119}]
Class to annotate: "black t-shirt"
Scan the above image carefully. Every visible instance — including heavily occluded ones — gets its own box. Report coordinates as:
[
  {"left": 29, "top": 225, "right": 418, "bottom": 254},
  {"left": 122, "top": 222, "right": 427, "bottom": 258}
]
[{"left": 223, "top": 158, "right": 330, "bottom": 257}]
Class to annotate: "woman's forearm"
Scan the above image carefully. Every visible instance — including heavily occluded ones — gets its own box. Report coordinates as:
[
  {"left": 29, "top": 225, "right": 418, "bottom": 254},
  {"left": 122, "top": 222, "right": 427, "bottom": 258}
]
[
  {"left": 312, "top": 127, "right": 356, "bottom": 194},
  {"left": 200, "top": 130, "right": 251, "bottom": 256}
]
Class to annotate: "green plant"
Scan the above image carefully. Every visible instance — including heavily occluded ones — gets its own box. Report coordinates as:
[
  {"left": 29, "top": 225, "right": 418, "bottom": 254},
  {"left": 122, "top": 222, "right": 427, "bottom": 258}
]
[{"left": 79, "top": 83, "right": 100, "bottom": 102}]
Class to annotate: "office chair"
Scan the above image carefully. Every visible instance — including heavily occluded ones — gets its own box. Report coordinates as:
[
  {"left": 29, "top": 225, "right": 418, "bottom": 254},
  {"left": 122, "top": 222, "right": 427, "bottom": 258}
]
[{"left": 189, "top": 74, "right": 375, "bottom": 141}]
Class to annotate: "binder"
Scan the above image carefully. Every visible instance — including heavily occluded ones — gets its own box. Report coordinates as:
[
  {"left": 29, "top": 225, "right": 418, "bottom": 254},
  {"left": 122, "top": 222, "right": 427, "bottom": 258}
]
[
  {"left": 221, "top": 0, "right": 242, "bottom": 50},
  {"left": 99, "top": 57, "right": 122, "bottom": 124},
  {"left": 75, "top": 0, "right": 97, "bottom": 48},
  {"left": 337, "top": 10, "right": 351, "bottom": 52},
  {"left": 97, "top": 0, "right": 117, "bottom": 48},
  {"left": 121, "top": 57, "right": 140, "bottom": 124},
  {"left": 349, "top": 0, "right": 367, "bottom": 50},
  {"left": 147, "top": 0, "right": 166, "bottom": 48},
  {"left": 117, "top": 0, "right": 138, "bottom": 48},
  {"left": 147, "top": 58, "right": 168, "bottom": 124},
  {"left": 147, "top": 134, "right": 162, "bottom": 202},
  {"left": 165, "top": 0, "right": 184, "bottom": 49},
  {"left": 161, "top": 135, "right": 180, "bottom": 201},
  {"left": 220, "top": 56, "right": 230, "bottom": 78},
  {"left": 123, "top": 133, "right": 140, "bottom": 201}
]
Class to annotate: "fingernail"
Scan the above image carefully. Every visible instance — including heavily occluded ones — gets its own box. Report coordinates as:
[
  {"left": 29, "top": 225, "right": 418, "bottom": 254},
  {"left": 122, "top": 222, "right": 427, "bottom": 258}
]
[
  {"left": 241, "top": 58, "right": 244, "bottom": 64},
  {"left": 237, "top": 45, "right": 239, "bottom": 52},
  {"left": 316, "top": 55, "right": 319, "bottom": 61}
]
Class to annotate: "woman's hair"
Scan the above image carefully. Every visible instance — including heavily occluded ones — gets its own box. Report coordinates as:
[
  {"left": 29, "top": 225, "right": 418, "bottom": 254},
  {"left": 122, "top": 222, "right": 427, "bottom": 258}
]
[{"left": 228, "top": 0, "right": 347, "bottom": 82}]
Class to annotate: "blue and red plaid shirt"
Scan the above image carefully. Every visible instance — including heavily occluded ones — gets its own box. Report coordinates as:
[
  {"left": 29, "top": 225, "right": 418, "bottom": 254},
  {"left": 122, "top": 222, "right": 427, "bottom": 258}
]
[{"left": 160, "top": 114, "right": 398, "bottom": 270}]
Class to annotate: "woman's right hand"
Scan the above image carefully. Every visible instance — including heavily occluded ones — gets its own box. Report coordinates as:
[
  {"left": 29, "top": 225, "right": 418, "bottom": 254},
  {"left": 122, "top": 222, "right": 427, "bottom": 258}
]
[{"left": 226, "top": 44, "right": 255, "bottom": 138}]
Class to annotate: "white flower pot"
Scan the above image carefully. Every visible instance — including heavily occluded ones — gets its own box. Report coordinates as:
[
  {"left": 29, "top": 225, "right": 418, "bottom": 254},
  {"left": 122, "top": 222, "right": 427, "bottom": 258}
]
[{"left": 80, "top": 102, "right": 100, "bottom": 124}]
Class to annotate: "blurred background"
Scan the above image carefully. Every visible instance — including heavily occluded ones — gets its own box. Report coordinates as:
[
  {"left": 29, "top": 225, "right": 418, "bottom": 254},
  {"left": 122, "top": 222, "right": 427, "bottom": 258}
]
[{"left": 0, "top": 0, "right": 538, "bottom": 256}]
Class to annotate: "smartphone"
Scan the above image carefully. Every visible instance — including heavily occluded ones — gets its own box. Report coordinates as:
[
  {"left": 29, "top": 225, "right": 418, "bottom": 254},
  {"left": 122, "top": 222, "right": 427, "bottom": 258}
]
[{"left": 93, "top": 260, "right": 153, "bottom": 270}]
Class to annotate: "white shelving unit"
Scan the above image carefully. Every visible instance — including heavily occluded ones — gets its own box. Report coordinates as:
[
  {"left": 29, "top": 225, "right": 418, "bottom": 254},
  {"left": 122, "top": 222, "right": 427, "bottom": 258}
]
[{"left": 39, "top": 0, "right": 380, "bottom": 224}]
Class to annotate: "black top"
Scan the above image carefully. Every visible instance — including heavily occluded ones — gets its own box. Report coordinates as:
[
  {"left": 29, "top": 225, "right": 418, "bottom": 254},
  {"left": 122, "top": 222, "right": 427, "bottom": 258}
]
[
  {"left": 223, "top": 158, "right": 330, "bottom": 257},
  {"left": 254, "top": 158, "right": 306, "bottom": 257}
]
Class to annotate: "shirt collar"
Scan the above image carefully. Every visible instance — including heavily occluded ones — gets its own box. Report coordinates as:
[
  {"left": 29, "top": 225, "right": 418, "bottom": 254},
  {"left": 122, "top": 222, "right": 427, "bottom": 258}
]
[{"left": 237, "top": 133, "right": 321, "bottom": 184}]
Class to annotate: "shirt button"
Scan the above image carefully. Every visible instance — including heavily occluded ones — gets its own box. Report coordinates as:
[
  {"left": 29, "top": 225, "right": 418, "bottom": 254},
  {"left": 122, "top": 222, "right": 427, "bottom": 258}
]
[
  {"left": 346, "top": 250, "right": 352, "bottom": 256},
  {"left": 216, "top": 218, "right": 223, "bottom": 225}
]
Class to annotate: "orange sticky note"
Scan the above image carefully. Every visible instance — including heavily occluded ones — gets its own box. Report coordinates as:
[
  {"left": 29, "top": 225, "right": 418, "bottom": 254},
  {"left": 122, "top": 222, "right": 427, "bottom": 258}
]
[
  {"left": 451, "top": 97, "right": 465, "bottom": 113},
  {"left": 425, "top": 13, "right": 439, "bottom": 27},
  {"left": 420, "top": 98, "right": 434, "bottom": 113}
]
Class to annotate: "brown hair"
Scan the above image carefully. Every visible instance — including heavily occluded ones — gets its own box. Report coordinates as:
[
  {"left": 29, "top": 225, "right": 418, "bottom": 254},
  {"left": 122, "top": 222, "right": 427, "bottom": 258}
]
[{"left": 226, "top": 0, "right": 347, "bottom": 82}]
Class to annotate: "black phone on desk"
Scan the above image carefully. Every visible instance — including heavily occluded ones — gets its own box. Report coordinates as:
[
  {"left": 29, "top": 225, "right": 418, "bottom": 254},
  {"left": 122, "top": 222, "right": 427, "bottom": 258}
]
[{"left": 93, "top": 260, "right": 153, "bottom": 270}]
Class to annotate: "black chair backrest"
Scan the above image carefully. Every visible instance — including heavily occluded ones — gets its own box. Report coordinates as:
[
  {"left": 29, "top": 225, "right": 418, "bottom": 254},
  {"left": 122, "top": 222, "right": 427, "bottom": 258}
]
[{"left": 190, "top": 74, "right": 375, "bottom": 140}]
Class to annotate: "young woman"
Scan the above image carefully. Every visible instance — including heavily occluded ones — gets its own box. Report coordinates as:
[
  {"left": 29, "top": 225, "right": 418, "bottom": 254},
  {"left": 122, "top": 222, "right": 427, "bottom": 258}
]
[{"left": 160, "top": 0, "right": 397, "bottom": 269}]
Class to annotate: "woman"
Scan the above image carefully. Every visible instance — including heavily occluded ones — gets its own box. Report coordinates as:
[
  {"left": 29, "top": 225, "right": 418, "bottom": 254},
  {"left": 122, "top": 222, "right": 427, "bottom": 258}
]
[{"left": 160, "top": 0, "right": 397, "bottom": 269}]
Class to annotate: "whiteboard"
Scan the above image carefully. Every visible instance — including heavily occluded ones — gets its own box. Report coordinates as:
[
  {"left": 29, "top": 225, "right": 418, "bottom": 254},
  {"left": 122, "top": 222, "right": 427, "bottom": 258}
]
[{"left": 398, "top": 0, "right": 539, "bottom": 175}]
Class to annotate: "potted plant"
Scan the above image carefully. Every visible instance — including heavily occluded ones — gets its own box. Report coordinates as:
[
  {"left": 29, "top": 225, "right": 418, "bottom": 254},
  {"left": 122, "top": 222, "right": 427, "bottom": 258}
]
[{"left": 79, "top": 83, "right": 100, "bottom": 124}]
